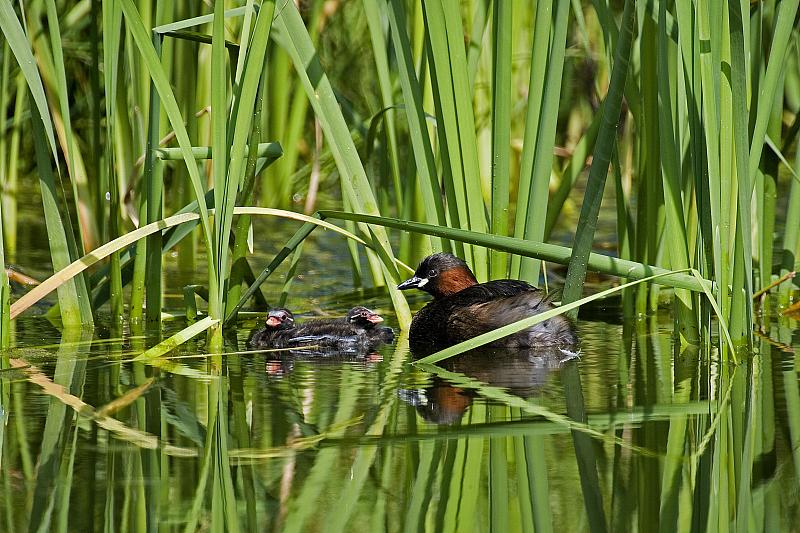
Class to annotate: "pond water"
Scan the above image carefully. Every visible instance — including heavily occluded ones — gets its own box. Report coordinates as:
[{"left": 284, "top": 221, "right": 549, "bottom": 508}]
[{"left": 2, "top": 214, "right": 800, "bottom": 532}]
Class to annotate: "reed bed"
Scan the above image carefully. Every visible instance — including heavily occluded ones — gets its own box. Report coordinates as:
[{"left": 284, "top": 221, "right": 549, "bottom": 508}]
[
  {"left": 0, "top": 0, "right": 796, "bottom": 355},
  {"left": 1, "top": 0, "right": 799, "bottom": 530}
]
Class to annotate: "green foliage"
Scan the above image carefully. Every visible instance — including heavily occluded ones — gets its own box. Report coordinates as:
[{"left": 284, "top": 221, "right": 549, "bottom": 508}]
[
  {"left": 0, "top": 0, "right": 796, "bottom": 355},
  {"left": 1, "top": 18, "right": 799, "bottom": 533}
]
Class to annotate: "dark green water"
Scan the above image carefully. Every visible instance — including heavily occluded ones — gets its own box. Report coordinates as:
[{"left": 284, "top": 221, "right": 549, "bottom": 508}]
[{"left": 2, "top": 216, "right": 800, "bottom": 532}]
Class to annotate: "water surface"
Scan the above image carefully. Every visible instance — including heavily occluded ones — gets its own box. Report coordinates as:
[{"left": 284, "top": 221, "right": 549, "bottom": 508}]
[{"left": 2, "top": 217, "right": 799, "bottom": 532}]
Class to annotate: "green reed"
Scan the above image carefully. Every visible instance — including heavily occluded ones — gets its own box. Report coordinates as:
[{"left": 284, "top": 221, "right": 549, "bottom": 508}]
[
  {"left": 0, "top": 35, "right": 797, "bottom": 533},
  {"left": 0, "top": 0, "right": 798, "bottom": 453}
]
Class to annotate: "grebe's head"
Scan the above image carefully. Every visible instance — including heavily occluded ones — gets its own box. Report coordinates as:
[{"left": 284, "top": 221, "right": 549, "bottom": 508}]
[
  {"left": 265, "top": 308, "right": 295, "bottom": 330},
  {"left": 397, "top": 253, "right": 477, "bottom": 298},
  {"left": 346, "top": 306, "right": 384, "bottom": 327}
]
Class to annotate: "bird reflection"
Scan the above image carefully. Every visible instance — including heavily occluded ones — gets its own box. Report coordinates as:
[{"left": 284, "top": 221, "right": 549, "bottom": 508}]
[
  {"left": 399, "top": 346, "right": 575, "bottom": 425},
  {"left": 263, "top": 349, "right": 384, "bottom": 378}
]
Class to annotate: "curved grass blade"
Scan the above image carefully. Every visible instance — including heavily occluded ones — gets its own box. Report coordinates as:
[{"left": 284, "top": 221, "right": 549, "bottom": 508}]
[
  {"left": 133, "top": 317, "right": 218, "bottom": 361},
  {"left": 11, "top": 209, "right": 367, "bottom": 320},
  {"left": 689, "top": 269, "right": 736, "bottom": 363}
]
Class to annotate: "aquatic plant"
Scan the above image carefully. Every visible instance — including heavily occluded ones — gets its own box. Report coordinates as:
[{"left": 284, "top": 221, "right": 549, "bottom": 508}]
[
  {"left": 0, "top": 0, "right": 797, "bottom": 356},
  {"left": 0, "top": 2, "right": 799, "bottom": 528}
]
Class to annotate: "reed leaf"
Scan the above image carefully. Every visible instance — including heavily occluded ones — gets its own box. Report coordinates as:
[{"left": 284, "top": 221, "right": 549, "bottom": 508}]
[
  {"left": 273, "top": 1, "right": 411, "bottom": 327},
  {"left": 423, "top": 0, "right": 488, "bottom": 279},
  {"left": 210, "top": 0, "right": 228, "bottom": 330},
  {"left": 31, "top": 104, "right": 94, "bottom": 326},
  {"left": 561, "top": 0, "right": 635, "bottom": 312},
  {"left": 11, "top": 208, "right": 366, "bottom": 320},
  {"left": 319, "top": 211, "right": 712, "bottom": 293},
  {"left": 133, "top": 316, "right": 217, "bottom": 361},
  {"left": 490, "top": 0, "right": 511, "bottom": 279},
  {"left": 118, "top": 0, "right": 216, "bottom": 292},
  {"left": 727, "top": 0, "right": 754, "bottom": 348},
  {"left": 517, "top": 0, "right": 570, "bottom": 283},
  {"left": 383, "top": 0, "right": 448, "bottom": 247},
  {"left": 510, "top": 0, "right": 554, "bottom": 279},
  {"left": 0, "top": 0, "right": 58, "bottom": 161},
  {"left": 0, "top": 168, "right": 8, "bottom": 347}
]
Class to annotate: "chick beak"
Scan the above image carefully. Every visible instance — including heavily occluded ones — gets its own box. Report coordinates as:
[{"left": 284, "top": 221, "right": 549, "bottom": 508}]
[
  {"left": 397, "top": 276, "right": 426, "bottom": 290},
  {"left": 266, "top": 316, "right": 281, "bottom": 327},
  {"left": 366, "top": 312, "right": 384, "bottom": 324}
]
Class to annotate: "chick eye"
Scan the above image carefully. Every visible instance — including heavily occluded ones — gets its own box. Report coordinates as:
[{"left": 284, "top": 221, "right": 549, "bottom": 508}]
[{"left": 428, "top": 269, "right": 438, "bottom": 278}]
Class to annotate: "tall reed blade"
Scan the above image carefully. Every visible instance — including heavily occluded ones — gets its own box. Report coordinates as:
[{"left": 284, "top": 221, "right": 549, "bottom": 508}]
[
  {"left": 119, "top": 0, "right": 220, "bottom": 330},
  {"left": 561, "top": 0, "right": 635, "bottom": 312},
  {"left": 490, "top": 0, "right": 511, "bottom": 279},
  {"left": 517, "top": 0, "right": 570, "bottom": 284},
  {"left": 383, "top": 0, "right": 448, "bottom": 252},
  {"left": 422, "top": 0, "right": 488, "bottom": 278},
  {"left": 0, "top": 0, "right": 59, "bottom": 162},
  {"left": 273, "top": 2, "right": 411, "bottom": 328},
  {"left": 210, "top": 0, "right": 228, "bottom": 336},
  {"left": 0, "top": 200, "right": 8, "bottom": 348},
  {"left": 143, "top": 34, "right": 164, "bottom": 328},
  {"left": 213, "top": 1, "right": 274, "bottom": 345},
  {"left": 32, "top": 107, "right": 94, "bottom": 327},
  {"left": 510, "top": 0, "right": 550, "bottom": 280},
  {"left": 656, "top": 0, "right": 698, "bottom": 344},
  {"left": 727, "top": 0, "right": 753, "bottom": 348},
  {"left": 102, "top": 0, "right": 124, "bottom": 322}
]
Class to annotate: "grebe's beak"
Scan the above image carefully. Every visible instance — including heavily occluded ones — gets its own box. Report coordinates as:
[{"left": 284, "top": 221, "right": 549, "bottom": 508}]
[
  {"left": 366, "top": 312, "right": 384, "bottom": 324},
  {"left": 397, "top": 275, "right": 426, "bottom": 290},
  {"left": 266, "top": 316, "right": 281, "bottom": 327}
]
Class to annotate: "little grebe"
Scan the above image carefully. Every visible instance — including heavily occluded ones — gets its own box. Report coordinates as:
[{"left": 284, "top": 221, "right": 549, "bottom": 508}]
[
  {"left": 248, "top": 308, "right": 295, "bottom": 347},
  {"left": 345, "top": 306, "right": 395, "bottom": 344},
  {"left": 397, "top": 253, "right": 577, "bottom": 353},
  {"left": 248, "top": 306, "right": 394, "bottom": 351}
]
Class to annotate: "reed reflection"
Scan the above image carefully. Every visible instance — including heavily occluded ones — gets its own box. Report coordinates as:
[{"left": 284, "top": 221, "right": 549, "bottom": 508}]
[{"left": 401, "top": 346, "right": 569, "bottom": 424}]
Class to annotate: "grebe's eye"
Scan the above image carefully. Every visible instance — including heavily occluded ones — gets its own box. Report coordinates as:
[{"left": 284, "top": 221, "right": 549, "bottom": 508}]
[{"left": 428, "top": 269, "right": 438, "bottom": 278}]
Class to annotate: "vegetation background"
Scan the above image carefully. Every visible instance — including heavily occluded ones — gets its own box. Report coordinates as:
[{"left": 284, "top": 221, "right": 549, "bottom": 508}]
[{"left": 1, "top": 0, "right": 800, "bottom": 531}]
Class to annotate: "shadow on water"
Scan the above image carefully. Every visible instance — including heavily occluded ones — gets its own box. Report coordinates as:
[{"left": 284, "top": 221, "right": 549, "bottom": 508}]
[{"left": 3, "top": 217, "right": 800, "bottom": 531}]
